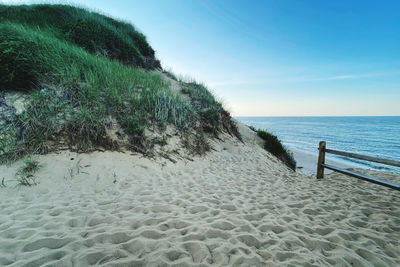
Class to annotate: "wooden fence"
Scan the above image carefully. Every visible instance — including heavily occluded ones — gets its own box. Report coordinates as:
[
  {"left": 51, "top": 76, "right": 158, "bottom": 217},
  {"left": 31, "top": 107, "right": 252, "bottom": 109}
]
[{"left": 317, "top": 141, "right": 400, "bottom": 191}]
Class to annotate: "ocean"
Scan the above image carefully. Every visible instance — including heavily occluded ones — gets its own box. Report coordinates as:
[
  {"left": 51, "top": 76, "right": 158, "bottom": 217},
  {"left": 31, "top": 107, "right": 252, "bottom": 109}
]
[{"left": 236, "top": 116, "right": 400, "bottom": 174}]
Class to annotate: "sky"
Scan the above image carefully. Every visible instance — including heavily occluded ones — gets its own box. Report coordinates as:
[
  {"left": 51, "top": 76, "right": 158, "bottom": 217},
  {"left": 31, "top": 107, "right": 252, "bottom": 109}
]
[{"left": 3, "top": 0, "right": 400, "bottom": 116}]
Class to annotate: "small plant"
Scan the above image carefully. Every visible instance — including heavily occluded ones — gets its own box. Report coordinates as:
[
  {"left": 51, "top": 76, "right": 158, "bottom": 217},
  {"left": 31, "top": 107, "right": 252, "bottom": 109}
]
[
  {"left": 67, "top": 159, "right": 88, "bottom": 179},
  {"left": 182, "top": 132, "right": 211, "bottom": 156},
  {"left": 68, "top": 168, "right": 74, "bottom": 179},
  {"left": 256, "top": 129, "right": 296, "bottom": 170},
  {"left": 0, "top": 128, "right": 18, "bottom": 161},
  {"left": 16, "top": 157, "right": 41, "bottom": 186},
  {"left": 152, "top": 136, "right": 168, "bottom": 147}
]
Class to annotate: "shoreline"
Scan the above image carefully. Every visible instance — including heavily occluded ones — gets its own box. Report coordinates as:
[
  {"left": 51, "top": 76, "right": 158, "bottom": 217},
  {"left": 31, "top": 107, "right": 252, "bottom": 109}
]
[
  {"left": 289, "top": 147, "right": 354, "bottom": 176},
  {"left": 289, "top": 146, "right": 400, "bottom": 176}
]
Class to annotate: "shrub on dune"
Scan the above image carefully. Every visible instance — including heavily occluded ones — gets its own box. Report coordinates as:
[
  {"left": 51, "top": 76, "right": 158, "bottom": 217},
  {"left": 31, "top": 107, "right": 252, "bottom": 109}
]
[{"left": 256, "top": 129, "right": 296, "bottom": 170}]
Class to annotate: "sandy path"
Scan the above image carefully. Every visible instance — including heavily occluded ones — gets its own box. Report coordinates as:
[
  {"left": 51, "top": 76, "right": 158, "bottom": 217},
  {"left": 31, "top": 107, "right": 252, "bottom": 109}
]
[{"left": 0, "top": 130, "right": 399, "bottom": 266}]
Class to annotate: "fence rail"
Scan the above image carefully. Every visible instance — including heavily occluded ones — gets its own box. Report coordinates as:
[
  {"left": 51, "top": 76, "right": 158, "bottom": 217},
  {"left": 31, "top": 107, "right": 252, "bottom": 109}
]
[
  {"left": 324, "top": 148, "right": 400, "bottom": 168},
  {"left": 317, "top": 141, "right": 400, "bottom": 191}
]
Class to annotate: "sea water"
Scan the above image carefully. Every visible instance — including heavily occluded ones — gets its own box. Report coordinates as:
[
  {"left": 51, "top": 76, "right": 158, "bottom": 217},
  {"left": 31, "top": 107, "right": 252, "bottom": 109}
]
[{"left": 236, "top": 116, "right": 400, "bottom": 174}]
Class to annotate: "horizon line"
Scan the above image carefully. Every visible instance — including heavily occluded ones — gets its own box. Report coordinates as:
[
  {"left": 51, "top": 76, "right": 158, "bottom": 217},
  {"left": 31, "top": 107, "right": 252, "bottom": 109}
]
[{"left": 234, "top": 115, "right": 400, "bottom": 117}]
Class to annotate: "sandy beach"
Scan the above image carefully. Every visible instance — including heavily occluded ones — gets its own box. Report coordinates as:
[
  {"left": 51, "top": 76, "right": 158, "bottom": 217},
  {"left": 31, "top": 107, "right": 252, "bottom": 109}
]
[
  {"left": 1, "top": 2, "right": 399, "bottom": 266},
  {"left": 0, "top": 124, "right": 399, "bottom": 266}
]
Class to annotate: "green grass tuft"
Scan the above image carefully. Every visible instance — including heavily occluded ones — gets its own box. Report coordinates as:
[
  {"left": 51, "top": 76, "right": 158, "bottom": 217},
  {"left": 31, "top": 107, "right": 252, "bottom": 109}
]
[
  {"left": 256, "top": 129, "right": 296, "bottom": 170},
  {"left": 16, "top": 157, "right": 41, "bottom": 186}
]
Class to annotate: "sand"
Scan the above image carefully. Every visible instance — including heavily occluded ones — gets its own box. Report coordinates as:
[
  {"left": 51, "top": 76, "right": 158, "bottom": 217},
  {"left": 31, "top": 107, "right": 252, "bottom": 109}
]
[{"left": 0, "top": 123, "right": 399, "bottom": 266}]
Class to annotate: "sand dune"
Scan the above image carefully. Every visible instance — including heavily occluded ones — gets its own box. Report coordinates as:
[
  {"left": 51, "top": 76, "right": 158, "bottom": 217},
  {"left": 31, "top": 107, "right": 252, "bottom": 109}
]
[{"left": 0, "top": 125, "right": 399, "bottom": 266}]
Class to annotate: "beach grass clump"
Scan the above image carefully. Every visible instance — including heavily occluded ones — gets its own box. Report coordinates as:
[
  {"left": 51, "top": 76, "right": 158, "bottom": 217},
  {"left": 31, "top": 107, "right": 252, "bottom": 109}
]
[
  {"left": 182, "top": 131, "right": 211, "bottom": 156},
  {"left": 0, "top": 4, "right": 160, "bottom": 70},
  {"left": 16, "top": 157, "right": 41, "bottom": 186},
  {"left": 180, "top": 81, "right": 241, "bottom": 139},
  {"left": 256, "top": 129, "right": 296, "bottom": 170},
  {"left": 0, "top": 128, "right": 17, "bottom": 157},
  {"left": 180, "top": 82, "right": 222, "bottom": 132}
]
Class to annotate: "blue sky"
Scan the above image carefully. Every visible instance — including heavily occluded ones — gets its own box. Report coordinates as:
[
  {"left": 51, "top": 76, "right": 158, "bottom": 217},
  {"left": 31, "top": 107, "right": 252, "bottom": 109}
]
[{"left": 4, "top": 0, "right": 400, "bottom": 116}]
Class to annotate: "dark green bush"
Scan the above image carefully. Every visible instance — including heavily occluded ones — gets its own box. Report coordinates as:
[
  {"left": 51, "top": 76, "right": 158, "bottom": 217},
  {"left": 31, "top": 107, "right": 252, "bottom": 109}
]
[
  {"left": 199, "top": 108, "right": 221, "bottom": 132},
  {"left": 120, "top": 115, "right": 146, "bottom": 136},
  {"left": 257, "top": 129, "right": 296, "bottom": 170},
  {"left": 0, "top": 40, "right": 41, "bottom": 90},
  {"left": 63, "top": 18, "right": 144, "bottom": 67}
]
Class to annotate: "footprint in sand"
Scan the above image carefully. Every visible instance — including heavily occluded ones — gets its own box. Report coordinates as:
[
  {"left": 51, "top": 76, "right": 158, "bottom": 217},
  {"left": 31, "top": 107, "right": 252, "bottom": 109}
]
[
  {"left": 206, "top": 229, "right": 231, "bottom": 239},
  {"left": 275, "top": 251, "right": 297, "bottom": 262},
  {"left": 237, "top": 235, "right": 262, "bottom": 249},
  {"left": 220, "top": 204, "right": 237, "bottom": 211},
  {"left": 211, "top": 220, "right": 236, "bottom": 230},
  {"left": 92, "top": 232, "right": 131, "bottom": 245},
  {"left": 182, "top": 242, "right": 212, "bottom": 263},
  {"left": 22, "top": 237, "right": 74, "bottom": 252},
  {"left": 164, "top": 249, "right": 189, "bottom": 262},
  {"left": 121, "top": 239, "right": 145, "bottom": 256},
  {"left": 189, "top": 205, "right": 208, "bottom": 214},
  {"left": 259, "top": 224, "right": 285, "bottom": 234},
  {"left": 140, "top": 230, "right": 165, "bottom": 239},
  {"left": 182, "top": 233, "right": 205, "bottom": 241},
  {"left": 21, "top": 251, "right": 67, "bottom": 267}
]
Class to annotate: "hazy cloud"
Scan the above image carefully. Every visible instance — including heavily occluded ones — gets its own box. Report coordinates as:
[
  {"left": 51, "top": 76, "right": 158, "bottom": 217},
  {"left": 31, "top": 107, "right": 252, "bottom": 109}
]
[{"left": 208, "top": 70, "right": 400, "bottom": 87}]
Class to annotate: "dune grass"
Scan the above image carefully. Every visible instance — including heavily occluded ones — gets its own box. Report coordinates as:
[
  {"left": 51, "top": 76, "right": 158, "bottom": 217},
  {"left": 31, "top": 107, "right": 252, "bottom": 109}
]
[
  {"left": 0, "top": 4, "right": 241, "bottom": 162},
  {"left": 180, "top": 81, "right": 241, "bottom": 139},
  {"left": 180, "top": 82, "right": 223, "bottom": 133},
  {"left": 255, "top": 129, "right": 296, "bottom": 170},
  {"left": 0, "top": 4, "right": 159, "bottom": 70},
  {"left": 0, "top": 22, "right": 196, "bottom": 161},
  {"left": 0, "top": 4, "right": 241, "bottom": 163}
]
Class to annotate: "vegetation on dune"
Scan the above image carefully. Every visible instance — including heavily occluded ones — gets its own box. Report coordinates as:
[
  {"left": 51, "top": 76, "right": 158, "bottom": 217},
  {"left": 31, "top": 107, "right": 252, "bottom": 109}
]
[
  {"left": 180, "top": 81, "right": 241, "bottom": 139},
  {"left": 0, "top": 4, "right": 241, "bottom": 163},
  {"left": 0, "top": 23, "right": 194, "bottom": 160},
  {"left": 252, "top": 127, "right": 296, "bottom": 170},
  {"left": 0, "top": 4, "right": 160, "bottom": 70}
]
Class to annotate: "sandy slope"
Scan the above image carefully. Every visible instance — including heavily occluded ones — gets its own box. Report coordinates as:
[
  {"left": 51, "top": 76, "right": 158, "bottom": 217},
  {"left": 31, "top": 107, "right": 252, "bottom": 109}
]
[{"left": 0, "top": 124, "right": 399, "bottom": 266}]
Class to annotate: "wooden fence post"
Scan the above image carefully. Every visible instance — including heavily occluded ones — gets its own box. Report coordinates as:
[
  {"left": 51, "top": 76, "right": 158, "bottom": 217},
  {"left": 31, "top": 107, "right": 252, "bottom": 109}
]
[{"left": 317, "top": 141, "right": 326, "bottom": 179}]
